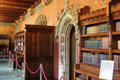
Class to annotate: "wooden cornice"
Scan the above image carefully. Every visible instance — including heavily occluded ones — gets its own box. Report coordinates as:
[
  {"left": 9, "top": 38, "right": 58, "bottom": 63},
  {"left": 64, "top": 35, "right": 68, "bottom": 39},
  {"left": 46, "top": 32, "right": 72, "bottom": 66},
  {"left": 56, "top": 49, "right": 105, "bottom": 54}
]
[{"left": 78, "top": 2, "right": 120, "bottom": 26}]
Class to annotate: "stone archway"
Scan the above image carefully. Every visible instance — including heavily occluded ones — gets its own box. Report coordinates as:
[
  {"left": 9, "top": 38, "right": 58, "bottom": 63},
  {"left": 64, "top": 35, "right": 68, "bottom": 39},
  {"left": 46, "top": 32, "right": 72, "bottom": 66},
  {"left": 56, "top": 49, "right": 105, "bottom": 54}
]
[{"left": 56, "top": 12, "right": 80, "bottom": 80}]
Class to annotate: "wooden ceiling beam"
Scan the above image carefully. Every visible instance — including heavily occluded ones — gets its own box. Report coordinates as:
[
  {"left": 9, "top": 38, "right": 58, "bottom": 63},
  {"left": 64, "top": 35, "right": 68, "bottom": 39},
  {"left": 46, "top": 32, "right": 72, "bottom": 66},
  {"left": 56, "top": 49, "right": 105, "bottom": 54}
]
[
  {"left": 0, "top": 5, "right": 28, "bottom": 10},
  {"left": 0, "top": 0, "right": 35, "bottom": 5},
  {"left": 0, "top": 7, "right": 26, "bottom": 12},
  {"left": 0, "top": 17, "right": 18, "bottom": 20},
  {"left": 0, "top": 20, "right": 15, "bottom": 23},
  {"left": 0, "top": 2, "right": 31, "bottom": 8},
  {"left": 0, "top": 17, "right": 18, "bottom": 23},
  {"left": 0, "top": 10, "right": 22, "bottom": 16}
]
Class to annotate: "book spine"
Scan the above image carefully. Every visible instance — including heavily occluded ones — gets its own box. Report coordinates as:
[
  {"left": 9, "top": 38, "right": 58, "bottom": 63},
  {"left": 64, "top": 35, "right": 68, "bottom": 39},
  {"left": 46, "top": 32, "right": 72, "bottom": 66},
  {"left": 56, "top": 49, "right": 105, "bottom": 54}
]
[
  {"left": 116, "top": 22, "right": 120, "bottom": 31},
  {"left": 82, "top": 26, "right": 86, "bottom": 34},
  {"left": 118, "top": 40, "right": 120, "bottom": 49}
]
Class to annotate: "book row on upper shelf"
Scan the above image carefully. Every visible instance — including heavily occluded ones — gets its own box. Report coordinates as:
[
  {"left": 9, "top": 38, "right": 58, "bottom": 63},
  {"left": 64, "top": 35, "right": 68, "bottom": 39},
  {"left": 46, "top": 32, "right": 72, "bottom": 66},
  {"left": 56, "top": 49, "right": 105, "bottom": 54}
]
[
  {"left": 84, "top": 37, "right": 120, "bottom": 50},
  {"left": 82, "top": 52, "right": 120, "bottom": 71},
  {"left": 82, "top": 21, "right": 120, "bottom": 35}
]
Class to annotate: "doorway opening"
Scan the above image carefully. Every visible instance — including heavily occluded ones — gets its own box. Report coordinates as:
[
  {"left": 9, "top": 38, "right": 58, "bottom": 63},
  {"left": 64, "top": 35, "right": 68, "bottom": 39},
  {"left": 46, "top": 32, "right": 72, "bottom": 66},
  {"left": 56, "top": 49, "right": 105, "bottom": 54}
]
[{"left": 69, "top": 26, "right": 76, "bottom": 80}]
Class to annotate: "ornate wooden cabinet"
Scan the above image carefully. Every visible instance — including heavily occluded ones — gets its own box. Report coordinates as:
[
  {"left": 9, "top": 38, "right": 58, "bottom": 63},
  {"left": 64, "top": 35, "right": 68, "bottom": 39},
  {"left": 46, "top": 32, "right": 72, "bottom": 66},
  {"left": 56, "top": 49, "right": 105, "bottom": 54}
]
[
  {"left": 15, "top": 25, "right": 54, "bottom": 80},
  {"left": 25, "top": 25, "right": 54, "bottom": 80}
]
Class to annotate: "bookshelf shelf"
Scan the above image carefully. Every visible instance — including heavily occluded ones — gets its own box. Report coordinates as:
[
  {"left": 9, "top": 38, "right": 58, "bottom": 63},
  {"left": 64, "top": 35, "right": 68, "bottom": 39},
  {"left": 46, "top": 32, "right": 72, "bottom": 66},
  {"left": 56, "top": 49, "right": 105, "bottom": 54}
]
[
  {"left": 113, "top": 49, "right": 120, "bottom": 53},
  {"left": 112, "top": 31, "right": 120, "bottom": 35},
  {"left": 81, "top": 48, "right": 109, "bottom": 53},
  {"left": 81, "top": 32, "right": 109, "bottom": 37}
]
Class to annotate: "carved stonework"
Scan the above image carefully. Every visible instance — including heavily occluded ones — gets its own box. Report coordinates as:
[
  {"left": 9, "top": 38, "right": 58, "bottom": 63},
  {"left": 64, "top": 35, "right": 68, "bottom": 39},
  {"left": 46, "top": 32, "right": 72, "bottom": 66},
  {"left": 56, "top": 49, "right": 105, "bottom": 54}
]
[{"left": 35, "top": 14, "right": 47, "bottom": 25}]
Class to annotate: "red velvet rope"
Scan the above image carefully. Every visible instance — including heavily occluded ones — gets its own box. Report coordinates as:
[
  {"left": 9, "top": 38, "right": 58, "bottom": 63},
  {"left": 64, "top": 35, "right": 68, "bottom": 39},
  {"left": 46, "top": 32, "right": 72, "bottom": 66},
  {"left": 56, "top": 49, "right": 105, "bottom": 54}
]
[
  {"left": 12, "top": 55, "right": 16, "bottom": 61},
  {"left": 9, "top": 55, "right": 66, "bottom": 80},
  {"left": 25, "top": 62, "right": 40, "bottom": 74},
  {"left": 42, "top": 68, "right": 47, "bottom": 80},
  {"left": 15, "top": 57, "right": 23, "bottom": 69},
  {"left": 9, "top": 55, "right": 12, "bottom": 62}
]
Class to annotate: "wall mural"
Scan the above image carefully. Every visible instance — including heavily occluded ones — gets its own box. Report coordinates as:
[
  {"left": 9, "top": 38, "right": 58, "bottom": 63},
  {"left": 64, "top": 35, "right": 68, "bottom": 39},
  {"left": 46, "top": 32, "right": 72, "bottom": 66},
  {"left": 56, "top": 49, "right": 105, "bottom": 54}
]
[{"left": 35, "top": 14, "right": 47, "bottom": 25}]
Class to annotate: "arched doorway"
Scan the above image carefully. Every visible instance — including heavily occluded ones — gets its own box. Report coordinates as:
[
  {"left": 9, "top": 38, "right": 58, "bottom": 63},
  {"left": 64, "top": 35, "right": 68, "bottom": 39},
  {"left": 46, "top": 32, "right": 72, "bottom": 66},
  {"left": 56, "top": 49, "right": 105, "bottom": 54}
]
[
  {"left": 69, "top": 26, "right": 76, "bottom": 80},
  {"left": 56, "top": 12, "right": 80, "bottom": 80}
]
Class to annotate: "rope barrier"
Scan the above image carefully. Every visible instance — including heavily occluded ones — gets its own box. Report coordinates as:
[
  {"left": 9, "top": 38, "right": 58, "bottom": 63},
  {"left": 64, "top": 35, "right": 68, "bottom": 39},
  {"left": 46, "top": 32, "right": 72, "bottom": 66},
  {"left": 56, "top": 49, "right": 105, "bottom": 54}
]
[
  {"left": 42, "top": 68, "right": 47, "bottom": 80},
  {"left": 9, "top": 54, "right": 67, "bottom": 80},
  {"left": 9, "top": 54, "right": 40, "bottom": 74},
  {"left": 25, "top": 62, "right": 40, "bottom": 74},
  {"left": 12, "top": 55, "right": 16, "bottom": 61},
  {"left": 59, "top": 76, "right": 62, "bottom": 80},
  {"left": 15, "top": 57, "right": 23, "bottom": 69}
]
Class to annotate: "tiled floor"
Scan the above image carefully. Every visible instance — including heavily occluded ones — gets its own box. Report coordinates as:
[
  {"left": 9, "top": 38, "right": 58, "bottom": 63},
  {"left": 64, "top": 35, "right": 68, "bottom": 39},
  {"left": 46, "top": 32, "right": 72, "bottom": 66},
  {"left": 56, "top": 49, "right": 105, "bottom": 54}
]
[{"left": 0, "top": 58, "right": 22, "bottom": 80}]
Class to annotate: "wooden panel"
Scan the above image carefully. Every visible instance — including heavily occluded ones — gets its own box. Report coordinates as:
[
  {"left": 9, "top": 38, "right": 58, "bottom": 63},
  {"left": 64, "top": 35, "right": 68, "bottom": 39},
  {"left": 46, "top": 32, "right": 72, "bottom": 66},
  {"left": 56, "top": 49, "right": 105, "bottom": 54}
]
[{"left": 25, "top": 25, "right": 54, "bottom": 80}]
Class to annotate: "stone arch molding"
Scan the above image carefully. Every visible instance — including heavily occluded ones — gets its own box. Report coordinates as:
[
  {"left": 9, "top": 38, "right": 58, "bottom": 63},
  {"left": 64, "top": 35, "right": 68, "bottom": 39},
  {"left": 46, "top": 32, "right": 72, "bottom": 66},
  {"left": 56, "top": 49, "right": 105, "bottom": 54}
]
[
  {"left": 56, "top": 11, "right": 79, "bottom": 79},
  {"left": 35, "top": 14, "right": 47, "bottom": 25}
]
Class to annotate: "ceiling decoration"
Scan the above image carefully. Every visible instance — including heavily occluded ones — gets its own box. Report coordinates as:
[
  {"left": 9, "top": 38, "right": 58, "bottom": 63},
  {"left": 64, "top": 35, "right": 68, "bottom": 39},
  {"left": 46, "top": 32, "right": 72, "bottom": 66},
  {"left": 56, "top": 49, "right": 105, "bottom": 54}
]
[{"left": 0, "top": 0, "right": 41, "bottom": 23}]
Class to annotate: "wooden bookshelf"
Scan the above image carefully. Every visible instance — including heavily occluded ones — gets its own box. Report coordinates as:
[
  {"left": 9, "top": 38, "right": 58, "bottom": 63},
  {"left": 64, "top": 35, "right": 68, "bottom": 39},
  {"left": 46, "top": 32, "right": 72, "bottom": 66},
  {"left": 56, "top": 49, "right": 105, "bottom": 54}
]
[
  {"left": 74, "top": 63, "right": 120, "bottom": 80},
  {"left": 81, "top": 32, "right": 109, "bottom": 37},
  {"left": 75, "top": 1, "right": 120, "bottom": 80},
  {"left": 81, "top": 48, "right": 109, "bottom": 53}
]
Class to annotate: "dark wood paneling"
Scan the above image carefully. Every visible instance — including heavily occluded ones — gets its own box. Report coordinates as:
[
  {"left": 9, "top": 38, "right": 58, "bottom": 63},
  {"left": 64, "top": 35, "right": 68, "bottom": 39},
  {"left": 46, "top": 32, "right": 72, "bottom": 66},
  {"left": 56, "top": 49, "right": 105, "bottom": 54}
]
[{"left": 25, "top": 25, "right": 54, "bottom": 80}]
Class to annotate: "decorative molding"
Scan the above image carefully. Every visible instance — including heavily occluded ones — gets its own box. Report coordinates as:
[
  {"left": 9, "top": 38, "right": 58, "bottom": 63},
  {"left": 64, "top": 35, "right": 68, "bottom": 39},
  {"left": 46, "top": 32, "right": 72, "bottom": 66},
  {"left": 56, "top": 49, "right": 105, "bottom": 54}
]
[{"left": 34, "top": 3, "right": 44, "bottom": 13}]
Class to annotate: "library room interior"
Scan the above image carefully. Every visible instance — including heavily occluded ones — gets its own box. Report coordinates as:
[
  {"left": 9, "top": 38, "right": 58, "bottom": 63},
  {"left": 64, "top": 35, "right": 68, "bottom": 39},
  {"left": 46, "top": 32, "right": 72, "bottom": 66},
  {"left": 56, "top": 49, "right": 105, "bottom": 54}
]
[{"left": 0, "top": 0, "right": 120, "bottom": 80}]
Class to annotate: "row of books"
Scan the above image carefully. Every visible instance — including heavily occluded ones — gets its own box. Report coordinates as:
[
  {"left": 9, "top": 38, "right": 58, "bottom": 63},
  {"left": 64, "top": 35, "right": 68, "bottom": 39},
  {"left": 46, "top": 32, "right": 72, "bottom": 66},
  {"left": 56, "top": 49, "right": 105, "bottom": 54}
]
[
  {"left": 114, "top": 55, "right": 120, "bottom": 71},
  {"left": 84, "top": 40, "right": 102, "bottom": 49},
  {"left": 85, "top": 39, "right": 120, "bottom": 49},
  {"left": 84, "top": 37, "right": 109, "bottom": 49},
  {"left": 116, "top": 22, "right": 120, "bottom": 31},
  {"left": 118, "top": 40, "right": 120, "bottom": 49},
  {"left": 83, "top": 52, "right": 109, "bottom": 66},
  {"left": 82, "top": 23, "right": 108, "bottom": 34}
]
